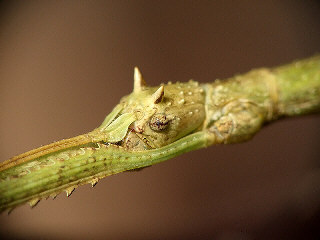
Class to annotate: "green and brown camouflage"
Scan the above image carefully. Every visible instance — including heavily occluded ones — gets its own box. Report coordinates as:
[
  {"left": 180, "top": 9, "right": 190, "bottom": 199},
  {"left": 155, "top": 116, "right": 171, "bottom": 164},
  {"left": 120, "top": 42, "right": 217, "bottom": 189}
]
[{"left": 1, "top": 56, "right": 319, "bottom": 213}]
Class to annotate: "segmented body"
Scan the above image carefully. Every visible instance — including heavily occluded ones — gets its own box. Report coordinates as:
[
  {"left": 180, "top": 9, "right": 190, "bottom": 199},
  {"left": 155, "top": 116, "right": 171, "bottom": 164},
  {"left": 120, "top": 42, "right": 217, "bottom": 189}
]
[{"left": 0, "top": 56, "right": 319, "bottom": 213}]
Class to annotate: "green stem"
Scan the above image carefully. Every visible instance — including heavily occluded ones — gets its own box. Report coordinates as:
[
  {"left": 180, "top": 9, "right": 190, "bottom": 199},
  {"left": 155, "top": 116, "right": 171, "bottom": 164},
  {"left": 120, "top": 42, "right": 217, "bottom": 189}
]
[{"left": 273, "top": 56, "right": 320, "bottom": 116}]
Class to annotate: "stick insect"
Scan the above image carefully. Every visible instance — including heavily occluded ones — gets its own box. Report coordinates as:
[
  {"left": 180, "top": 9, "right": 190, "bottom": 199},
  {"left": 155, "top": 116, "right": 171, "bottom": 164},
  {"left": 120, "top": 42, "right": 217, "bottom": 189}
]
[{"left": 1, "top": 56, "right": 319, "bottom": 213}]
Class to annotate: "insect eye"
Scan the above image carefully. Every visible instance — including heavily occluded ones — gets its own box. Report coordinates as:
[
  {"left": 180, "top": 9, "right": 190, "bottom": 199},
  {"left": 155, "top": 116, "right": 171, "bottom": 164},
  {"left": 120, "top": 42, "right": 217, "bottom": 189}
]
[{"left": 149, "top": 113, "right": 170, "bottom": 132}]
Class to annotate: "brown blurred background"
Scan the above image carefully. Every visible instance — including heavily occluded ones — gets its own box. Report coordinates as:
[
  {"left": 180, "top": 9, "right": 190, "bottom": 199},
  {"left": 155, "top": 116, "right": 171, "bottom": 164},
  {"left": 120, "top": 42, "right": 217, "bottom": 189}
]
[{"left": 0, "top": 1, "right": 320, "bottom": 239}]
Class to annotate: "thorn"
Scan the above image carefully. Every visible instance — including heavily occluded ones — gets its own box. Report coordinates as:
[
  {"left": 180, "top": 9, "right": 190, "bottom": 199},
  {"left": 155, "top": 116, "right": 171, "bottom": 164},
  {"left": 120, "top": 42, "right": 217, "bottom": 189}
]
[
  {"left": 29, "top": 198, "right": 40, "bottom": 208},
  {"left": 65, "top": 187, "right": 75, "bottom": 197},
  {"left": 152, "top": 85, "right": 164, "bottom": 104},
  {"left": 133, "top": 66, "right": 146, "bottom": 92},
  {"left": 50, "top": 193, "right": 58, "bottom": 200},
  {"left": 7, "top": 208, "right": 14, "bottom": 215},
  {"left": 90, "top": 178, "right": 99, "bottom": 187}
]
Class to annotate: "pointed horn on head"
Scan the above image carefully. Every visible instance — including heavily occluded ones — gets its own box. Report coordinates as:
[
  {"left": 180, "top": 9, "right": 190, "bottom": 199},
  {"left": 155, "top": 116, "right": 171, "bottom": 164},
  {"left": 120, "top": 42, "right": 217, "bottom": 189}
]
[
  {"left": 133, "top": 66, "right": 146, "bottom": 92},
  {"left": 152, "top": 86, "right": 164, "bottom": 104}
]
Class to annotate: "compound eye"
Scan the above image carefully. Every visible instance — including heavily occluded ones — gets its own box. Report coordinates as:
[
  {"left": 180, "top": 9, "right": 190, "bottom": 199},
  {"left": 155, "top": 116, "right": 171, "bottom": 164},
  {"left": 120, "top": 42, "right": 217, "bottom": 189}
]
[{"left": 149, "top": 113, "right": 170, "bottom": 132}]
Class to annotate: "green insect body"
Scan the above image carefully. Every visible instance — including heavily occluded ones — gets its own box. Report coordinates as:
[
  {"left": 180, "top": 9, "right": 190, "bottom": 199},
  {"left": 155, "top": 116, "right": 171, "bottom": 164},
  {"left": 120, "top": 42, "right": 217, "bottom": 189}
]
[{"left": 1, "top": 56, "right": 319, "bottom": 213}]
